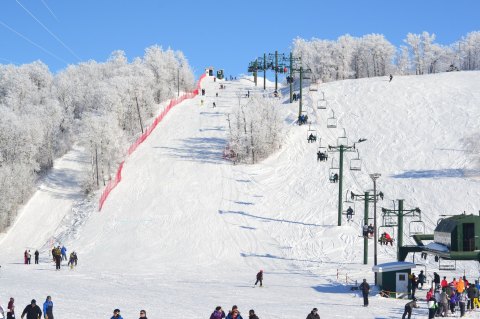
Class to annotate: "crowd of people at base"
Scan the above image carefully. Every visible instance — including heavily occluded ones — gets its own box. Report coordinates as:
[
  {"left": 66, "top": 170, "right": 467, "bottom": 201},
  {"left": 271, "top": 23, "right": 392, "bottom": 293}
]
[{"left": 424, "top": 272, "right": 480, "bottom": 318}]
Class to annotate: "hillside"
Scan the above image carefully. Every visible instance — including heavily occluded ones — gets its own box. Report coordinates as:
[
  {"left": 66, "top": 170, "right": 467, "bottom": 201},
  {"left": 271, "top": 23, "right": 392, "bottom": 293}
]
[{"left": 0, "top": 71, "right": 479, "bottom": 318}]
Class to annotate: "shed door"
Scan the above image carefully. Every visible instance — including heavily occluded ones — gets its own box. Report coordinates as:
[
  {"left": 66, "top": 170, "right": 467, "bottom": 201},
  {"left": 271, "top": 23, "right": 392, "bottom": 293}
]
[
  {"left": 396, "top": 272, "right": 408, "bottom": 295},
  {"left": 463, "top": 223, "right": 475, "bottom": 251}
]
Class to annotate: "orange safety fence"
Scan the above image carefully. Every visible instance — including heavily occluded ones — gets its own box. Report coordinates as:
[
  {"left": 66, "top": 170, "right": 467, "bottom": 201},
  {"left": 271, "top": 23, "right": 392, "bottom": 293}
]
[{"left": 98, "top": 73, "right": 207, "bottom": 211}]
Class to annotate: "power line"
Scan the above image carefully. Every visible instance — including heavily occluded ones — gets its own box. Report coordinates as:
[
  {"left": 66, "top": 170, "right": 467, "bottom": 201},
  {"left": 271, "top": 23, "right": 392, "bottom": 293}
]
[
  {"left": 40, "top": 0, "right": 59, "bottom": 21},
  {"left": 15, "top": 0, "right": 81, "bottom": 61},
  {"left": 0, "top": 19, "right": 69, "bottom": 65}
]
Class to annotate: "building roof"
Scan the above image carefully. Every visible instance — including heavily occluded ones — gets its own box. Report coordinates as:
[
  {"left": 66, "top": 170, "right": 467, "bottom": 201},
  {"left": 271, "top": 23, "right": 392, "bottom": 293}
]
[{"left": 372, "top": 261, "right": 416, "bottom": 273}]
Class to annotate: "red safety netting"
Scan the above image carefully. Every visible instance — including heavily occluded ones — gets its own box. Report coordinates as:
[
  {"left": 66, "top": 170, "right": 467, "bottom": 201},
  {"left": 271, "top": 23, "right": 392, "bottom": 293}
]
[{"left": 98, "top": 73, "right": 207, "bottom": 211}]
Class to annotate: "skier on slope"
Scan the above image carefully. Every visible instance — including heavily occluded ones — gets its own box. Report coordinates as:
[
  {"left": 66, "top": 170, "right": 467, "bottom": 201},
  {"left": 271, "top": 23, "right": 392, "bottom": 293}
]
[
  {"left": 210, "top": 306, "right": 226, "bottom": 319},
  {"left": 306, "top": 308, "right": 320, "bottom": 319},
  {"left": 248, "top": 309, "right": 259, "bottom": 319},
  {"left": 42, "top": 296, "right": 53, "bottom": 319},
  {"left": 225, "top": 306, "right": 243, "bottom": 319},
  {"left": 20, "top": 299, "right": 42, "bottom": 319},
  {"left": 60, "top": 246, "right": 67, "bottom": 261},
  {"left": 110, "top": 309, "right": 123, "bottom": 319},
  {"left": 138, "top": 309, "right": 147, "bottom": 319},
  {"left": 7, "top": 297, "right": 15, "bottom": 319},
  {"left": 389, "top": 74, "right": 393, "bottom": 82},
  {"left": 254, "top": 270, "right": 263, "bottom": 287}
]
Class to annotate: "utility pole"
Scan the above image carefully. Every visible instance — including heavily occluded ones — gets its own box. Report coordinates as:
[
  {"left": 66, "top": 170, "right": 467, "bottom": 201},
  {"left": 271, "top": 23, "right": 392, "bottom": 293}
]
[
  {"left": 254, "top": 59, "right": 258, "bottom": 86},
  {"left": 381, "top": 200, "right": 421, "bottom": 261},
  {"left": 275, "top": 50, "right": 278, "bottom": 92},
  {"left": 263, "top": 52, "right": 266, "bottom": 90},
  {"left": 289, "top": 52, "right": 293, "bottom": 103},
  {"left": 328, "top": 138, "right": 367, "bottom": 226},
  {"left": 369, "top": 173, "right": 381, "bottom": 284}
]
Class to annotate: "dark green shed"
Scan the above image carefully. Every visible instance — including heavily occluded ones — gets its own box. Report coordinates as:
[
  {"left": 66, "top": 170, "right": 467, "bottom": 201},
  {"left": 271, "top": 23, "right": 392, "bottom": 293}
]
[
  {"left": 434, "top": 214, "right": 480, "bottom": 252},
  {"left": 372, "top": 262, "right": 416, "bottom": 298}
]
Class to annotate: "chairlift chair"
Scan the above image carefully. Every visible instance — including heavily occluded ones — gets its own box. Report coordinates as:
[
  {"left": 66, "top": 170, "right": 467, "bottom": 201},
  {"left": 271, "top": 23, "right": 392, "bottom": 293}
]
[
  {"left": 342, "top": 191, "right": 356, "bottom": 218},
  {"left": 329, "top": 158, "right": 339, "bottom": 183},
  {"left": 409, "top": 220, "right": 426, "bottom": 236},
  {"left": 317, "top": 100, "right": 327, "bottom": 110},
  {"left": 327, "top": 110, "right": 337, "bottom": 128},
  {"left": 337, "top": 128, "right": 348, "bottom": 146},
  {"left": 316, "top": 139, "right": 328, "bottom": 162},
  {"left": 377, "top": 225, "right": 396, "bottom": 245},
  {"left": 350, "top": 150, "right": 362, "bottom": 171},
  {"left": 307, "top": 124, "right": 317, "bottom": 143}
]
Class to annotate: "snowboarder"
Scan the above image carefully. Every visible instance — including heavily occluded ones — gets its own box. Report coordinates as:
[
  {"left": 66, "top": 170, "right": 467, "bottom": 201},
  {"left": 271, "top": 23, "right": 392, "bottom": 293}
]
[
  {"left": 111, "top": 309, "right": 123, "bottom": 319},
  {"left": 254, "top": 270, "right": 263, "bottom": 287},
  {"left": 60, "top": 246, "right": 67, "bottom": 261},
  {"left": 401, "top": 298, "right": 418, "bottom": 319},
  {"left": 226, "top": 306, "right": 243, "bottom": 319},
  {"left": 359, "top": 279, "right": 370, "bottom": 307},
  {"left": 209, "top": 306, "right": 225, "bottom": 319},
  {"left": 7, "top": 297, "right": 15, "bottom": 319},
  {"left": 20, "top": 299, "right": 42, "bottom": 319},
  {"left": 346, "top": 206, "right": 353, "bottom": 221},
  {"left": 306, "top": 308, "right": 319, "bottom": 319},
  {"left": 248, "top": 309, "right": 258, "bottom": 319},
  {"left": 389, "top": 74, "right": 393, "bottom": 82},
  {"left": 43, "top": 296, "right": 53, "bottom": 319},
  {"left": 139, "top": 310, "right": 147, "bottom": 319},
  {"left": 34, "top": 250, "right": 39, "bottom": 264}
]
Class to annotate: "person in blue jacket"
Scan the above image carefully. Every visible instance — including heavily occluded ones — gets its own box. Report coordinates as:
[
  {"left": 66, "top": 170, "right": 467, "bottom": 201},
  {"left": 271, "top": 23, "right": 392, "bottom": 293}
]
[
  {"left": 43, "top": 296, "right": 53, "bottom": 319},
  {"left": 111, "top": 309, "right": 123, "bottom": 319},
  {"left": 60, "top": 246, "right": 67, "bottom": 261}
]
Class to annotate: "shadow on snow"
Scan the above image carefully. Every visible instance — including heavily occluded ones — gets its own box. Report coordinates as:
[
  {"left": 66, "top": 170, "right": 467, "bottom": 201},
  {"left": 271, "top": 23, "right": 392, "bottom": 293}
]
[{"left": 391, "top": 169, "right": 480, "bottom": 179}]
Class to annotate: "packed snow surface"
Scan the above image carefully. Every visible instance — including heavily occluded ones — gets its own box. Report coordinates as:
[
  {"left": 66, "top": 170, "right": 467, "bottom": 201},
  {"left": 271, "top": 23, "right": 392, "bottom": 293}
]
[{"left": 1, "top": 72, "right": 480, "bottom": 318}]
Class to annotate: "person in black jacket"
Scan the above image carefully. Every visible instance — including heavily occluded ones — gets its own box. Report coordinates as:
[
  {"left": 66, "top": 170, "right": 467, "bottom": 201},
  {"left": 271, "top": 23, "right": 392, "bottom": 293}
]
[
  {"left": 20, "top": 300, "right": 42, "bottom": 319},
  {"left": 359, "top": 279, "right": 370, "bottom": 307},
  {"left": 248, "top": 309, "right": 259, "bottom": 319},
  {"left": 139, "top": 309, "right": 147, "bottom": 319},
  {"left": 401, "top": 298, "right": 419, "bottom": 319},
  {"left": 34, "top": 250, "right": 39, "bottom": 264},
  {"left": 254, "top": 270, "right": 263, "bottom": 287},
  {"left": 433, "top": 272, "right": 440, "bottom": 290},
  {"left": 306, "top": 308, "right": 319, "bottom": 319}
]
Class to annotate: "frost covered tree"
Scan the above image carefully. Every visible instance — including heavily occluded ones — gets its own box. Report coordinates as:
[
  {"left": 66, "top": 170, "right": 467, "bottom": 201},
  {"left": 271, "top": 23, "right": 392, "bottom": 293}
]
[
  {"left": 0, "top": 45, "right": 195, "bottom": 231},
  {"left": 228, "top": 95, "right": 284, "bottom": 164}
]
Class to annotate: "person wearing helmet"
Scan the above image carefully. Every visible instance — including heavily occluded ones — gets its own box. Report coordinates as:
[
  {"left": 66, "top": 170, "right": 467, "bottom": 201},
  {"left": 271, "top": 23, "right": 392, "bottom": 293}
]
[
  {"left": 111, "top": 309, "right": 123, "bottom": 319},
  {"left": 254, "top": 270, "right": 263, "bottom": 287},
  {"left": 402, "top": 298, "right": 419, "bottom": 319}
]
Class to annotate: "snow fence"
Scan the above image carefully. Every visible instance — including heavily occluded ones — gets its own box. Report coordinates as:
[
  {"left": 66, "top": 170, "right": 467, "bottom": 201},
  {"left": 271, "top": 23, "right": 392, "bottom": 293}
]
[{"left": 98, "top": 74, "right": 207, "bottom": 211}]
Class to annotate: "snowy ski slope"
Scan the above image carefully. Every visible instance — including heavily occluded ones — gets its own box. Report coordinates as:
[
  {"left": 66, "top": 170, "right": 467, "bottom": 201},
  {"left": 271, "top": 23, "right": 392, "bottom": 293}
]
[{"left": 0, "top": 72, "right": 479, "bottom": 318}]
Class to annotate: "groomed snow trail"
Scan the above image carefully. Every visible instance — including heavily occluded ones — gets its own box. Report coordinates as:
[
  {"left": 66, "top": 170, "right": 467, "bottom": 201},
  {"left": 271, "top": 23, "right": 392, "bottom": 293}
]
[{"left": 1, "top": 73, "right": 480, "bottom": 319}]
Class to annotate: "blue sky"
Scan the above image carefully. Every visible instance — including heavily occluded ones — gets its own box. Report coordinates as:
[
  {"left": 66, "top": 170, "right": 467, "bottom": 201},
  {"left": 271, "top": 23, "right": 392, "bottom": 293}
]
[{"left": 0, "top": 0, "right": 479, "bottom": 78}]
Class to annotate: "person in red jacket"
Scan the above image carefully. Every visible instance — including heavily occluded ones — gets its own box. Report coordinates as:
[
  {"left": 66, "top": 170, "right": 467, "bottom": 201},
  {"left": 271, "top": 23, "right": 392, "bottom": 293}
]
[{"left": 441, "top": 276, "right": 448, "bottom": 289}]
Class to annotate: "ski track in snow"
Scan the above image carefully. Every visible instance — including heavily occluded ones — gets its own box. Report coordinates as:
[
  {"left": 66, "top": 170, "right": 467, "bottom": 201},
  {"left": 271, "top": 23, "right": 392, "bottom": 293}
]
[{"left": 0, "top": 73, "right": 480, "bottom": 318}]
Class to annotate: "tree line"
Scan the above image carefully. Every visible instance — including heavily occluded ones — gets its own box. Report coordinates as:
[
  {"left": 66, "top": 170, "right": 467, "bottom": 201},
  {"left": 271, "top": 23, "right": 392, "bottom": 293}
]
[
  {"left": 0, "top": 46, "right": 195, "bottom": 231},
  {"left": 293, "top": 31, "right": 480, "bottom": 83}
]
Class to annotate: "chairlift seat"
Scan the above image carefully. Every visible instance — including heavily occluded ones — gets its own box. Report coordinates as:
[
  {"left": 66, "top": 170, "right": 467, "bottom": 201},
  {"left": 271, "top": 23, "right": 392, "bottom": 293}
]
[{"left": 327, "top": 119, "right": 337, "bottom": 128}]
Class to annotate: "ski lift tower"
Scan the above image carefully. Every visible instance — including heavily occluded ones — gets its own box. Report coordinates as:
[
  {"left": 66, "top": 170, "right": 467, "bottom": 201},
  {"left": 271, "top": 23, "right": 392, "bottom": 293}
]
[
  {"left": 351, "top": 190, "right": 384, "bottom": 265},
  {"left": 328, "top": 133, "right": 367, "bottom": 226},
  {"left": 381, "top": 200, "right": 422, "bottom": 261},
  {"left": 268, "top": 51, "right": 287, "bottom": 93}
]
